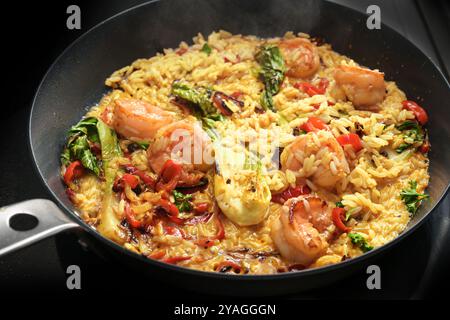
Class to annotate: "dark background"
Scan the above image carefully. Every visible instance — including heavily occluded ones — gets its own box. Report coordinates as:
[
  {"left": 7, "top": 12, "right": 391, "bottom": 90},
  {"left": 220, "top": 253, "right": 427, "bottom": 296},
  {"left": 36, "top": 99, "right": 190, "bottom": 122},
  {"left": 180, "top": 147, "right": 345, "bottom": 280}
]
[{"left": 0, "top": 0, "right": 449, "bottom": 299}]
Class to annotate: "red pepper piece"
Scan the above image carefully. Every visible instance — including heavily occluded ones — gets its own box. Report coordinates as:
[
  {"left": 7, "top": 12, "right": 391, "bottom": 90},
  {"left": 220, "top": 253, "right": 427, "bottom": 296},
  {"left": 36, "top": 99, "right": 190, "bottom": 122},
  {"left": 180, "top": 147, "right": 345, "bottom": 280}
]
[
  {"left": 332, "top": 207, "right": 351, "bottom": 233},
  {"left": 300, "top": 117, "right": 329, "bottom": 132},
  {"left": 156, "top": 160, "right": 182, "bottom": 193},
  {"left": 419, "top": 141, "right": 430, "bottom": 153},
  {"left": 402, "top": 100, "right": 428, "bottom": 125},
  {"left": 123, "top": 164, "right": 156, "bottom": 189},
  {"left": 148, "top": 251, "right": 165, "bottom": 260},
  {"left": 194, "top": 202, "right": 209, "bottom": 214},
  {"left": 122, "top": 174, "right": 139, "bottom": 189},
  {"left": 63, "top": 160, "right": 84, "bottom": 185},
  {"left": 156, "top": 199, "right": 185, "bottom": 225},
  {"left": 215, "top": 260, "right": 242, "bottom": 273},
  {"left": 294, "top": 78, "right": 329, "bottom": 97},
  {"left": 162, "top": 256, "right": 191, "bottom": 264},
  {"left": 336, "top": 133, "right": 363, "bottom": 152},
  {"left": 164, "top": 225, "right": 186, "bottom": 238},
  {"left": 271, "top": 185, "right": 311, "bottom": 204},
  {"left": 125, "top": 202, "right": 142, "bottom": 229}
]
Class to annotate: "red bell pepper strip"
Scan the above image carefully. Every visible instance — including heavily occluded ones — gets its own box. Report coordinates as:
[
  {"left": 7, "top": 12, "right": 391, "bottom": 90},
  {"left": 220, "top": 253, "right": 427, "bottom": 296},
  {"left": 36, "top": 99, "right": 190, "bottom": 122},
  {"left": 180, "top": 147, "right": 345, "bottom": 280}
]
[
  {"left": 402, "top": 100, "right": 428, "bottom": 125},
  {"left": 336, "top": 133, "right": 363, "bottom": 152},
  {"left": 164, "top": 225, "right": 186, "bottom": 238},
  {"left": 311, "top": 100, "right": 335, "bottom": 110},
  {"left": 194, "top": 202, "right": 209, "bottom": 214},
  {"left": 125, "top": 202, "right": 142, "bottom": 229},
  {"left": 162, "top": 256, "right": 191, "bottom": 264},
  {"left": 122, "top": 174, "right": 139, "bottom": 189},
  {"left": 215, "top": 260, "right": 242, "bottom": 273},
  {"left": 271, "top": 185, "right": 311, "bottom": 204},
  {"left": 195, "top": 213, "right": 225, "bottom": 247},
  {"left": 294, "top": 78, "right": 329, "bottom": 97},
  {"left": 64, "top": 160, "right": 84, "bottom": 185},
  {"left": 148, "top": 251, "right": 165, "bottom": 260},
  {"left": 419, "top": 141, "right": 430, "bottom": 153},
  {"left": 300, "top": 117, "right": 329, "bottom": 133},
  {"left": 156, "top": 199, "right": 185, "bottom": 225},
  {"left": 332, "top": 207, "right": 351, "bottom": 233},
  {"left": 123, "top": 164, "right": 156, "bottom": 189},
  {"left": 214, "top": 214, "right": 225, "bottom": 240},
  {"left": 231, "top": 91, "right": 243, "bottom": 99},
  {"left": 195, "top": 238, "right": 215, "bottom": 248},
  {"left": 156, "top": 160, "right": 182, "bottom": 193}
]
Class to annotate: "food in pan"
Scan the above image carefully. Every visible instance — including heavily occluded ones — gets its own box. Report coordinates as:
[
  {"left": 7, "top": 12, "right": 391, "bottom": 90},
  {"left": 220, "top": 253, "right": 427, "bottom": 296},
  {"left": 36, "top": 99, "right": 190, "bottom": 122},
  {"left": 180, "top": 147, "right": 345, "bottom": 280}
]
[{"left": 60, "top": 31, "right": 430, "bottom": 274}]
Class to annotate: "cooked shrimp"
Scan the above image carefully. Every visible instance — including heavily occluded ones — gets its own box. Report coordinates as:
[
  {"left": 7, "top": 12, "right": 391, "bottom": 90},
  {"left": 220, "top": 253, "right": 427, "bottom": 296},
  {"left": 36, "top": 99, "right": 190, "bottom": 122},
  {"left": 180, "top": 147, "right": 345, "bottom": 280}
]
[
  {"left": 333, "top": 65, "right": 386, "bottom": 111},
  {"left": 270, "top": 196, "right": 332, "bottom": 265},
  {"left": 147, "top": 118, "right": 214, "bottom": 185},
  {"left": 111, "top": 99, "right": 174, "bottom": 140},
  {"left": 281, "top": 130, "right": 349, "bottom": 189},
  {"left": 279, "top": 38, "right": 320, "bottom": 78}
]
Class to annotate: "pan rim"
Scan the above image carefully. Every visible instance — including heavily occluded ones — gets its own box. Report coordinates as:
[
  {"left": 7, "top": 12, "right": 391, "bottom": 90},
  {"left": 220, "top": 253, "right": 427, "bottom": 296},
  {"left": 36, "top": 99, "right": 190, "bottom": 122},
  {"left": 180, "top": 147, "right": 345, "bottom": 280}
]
[{"left": 28, "top": 0, "right": 450, "bottom": 282}]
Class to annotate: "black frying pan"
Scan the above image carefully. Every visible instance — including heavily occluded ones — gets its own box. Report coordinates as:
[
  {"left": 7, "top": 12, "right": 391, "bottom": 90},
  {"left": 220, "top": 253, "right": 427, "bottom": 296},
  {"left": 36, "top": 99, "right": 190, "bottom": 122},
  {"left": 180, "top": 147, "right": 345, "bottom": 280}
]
[{"left": 0, "top": 0, "right": 449, "bottom": 296}]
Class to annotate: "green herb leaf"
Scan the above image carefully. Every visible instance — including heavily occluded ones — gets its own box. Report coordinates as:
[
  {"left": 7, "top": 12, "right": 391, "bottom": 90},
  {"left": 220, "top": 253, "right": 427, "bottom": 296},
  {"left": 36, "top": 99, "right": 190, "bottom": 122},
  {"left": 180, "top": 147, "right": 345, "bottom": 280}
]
[
  {"left": 171, "top": 81, "right": 224, "bottom": 140},
  {"left": 201, "top": 43, "right": 212, "bottom": 55},
  {"left": 400, "top": 180, "right": 429, "bottom": 216},
  {"left": 60, "top": 148, "right": 71, "bottom": 166},
  {"left": 255, "top": 45, "right": 285, "bottom": 111},
  {"left": 68, "top": 117, "right": 99, "bottom": 143},
  {"left": 335, "top": 201, "right": 344, "bottom": 208},
  {"left": 396, "top": 143, "right": 411, "bottom": 153},
  {"left": 396, "top": 121, "right": 424, "bottom": 153},
  {"left": 348, "top": 233, "right": 373, "bottom": 253},
  {"left": 173, "top": 190, "right": 193, "bottom": 213},
  {"left": 171, "top": 81, "right": 217, "bottom": 116},
  {"left": 63, "top": 117, "right": 101, "bottom": 175}
]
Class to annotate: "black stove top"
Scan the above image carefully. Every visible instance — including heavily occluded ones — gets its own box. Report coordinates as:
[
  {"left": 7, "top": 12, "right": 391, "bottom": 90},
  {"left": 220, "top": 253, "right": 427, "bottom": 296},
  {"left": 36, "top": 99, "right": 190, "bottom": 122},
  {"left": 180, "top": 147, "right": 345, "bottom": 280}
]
[{"left": 1, "top": 0, "right": 449, "bottom": 299}]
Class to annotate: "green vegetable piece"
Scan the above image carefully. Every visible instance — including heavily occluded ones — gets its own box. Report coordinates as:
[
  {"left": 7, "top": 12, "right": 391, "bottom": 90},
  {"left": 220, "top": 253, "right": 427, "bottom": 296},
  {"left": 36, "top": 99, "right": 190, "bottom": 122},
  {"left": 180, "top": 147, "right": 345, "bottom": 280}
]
[
  {"left": 96, "top": 120, "right": 122, "bottom": 162},
  {"left": 400, "top": 180, "right": 429, "bottom": 216},
  {"left": 171, "top": 81, "right": 216, "bottom": 116},
  {"left": 62, "top": 117, "right": 100, "bottom": 175},
  {"left": 201, "top": 43, "right": 212, "bottom": 55},
  {"left": 348, "top": 233, "right": 373, "bottom": 253},
  {"left": 96, "top": 119, "right": 125, "bottom": 244},
  {"left": 335, "top": 201, "right": 344, "bottom": 208},
  {"left": 135, "top": 141, "right": 150, "bottom": 150},
  {"left": 255, "top": 45, "right": 285, "bottom": 111},
  {"left": 396, "top": 121, "right": 424, "bottom": 153},
  {"left": 68, "top": 117, "right": 99, "bottom": 143},
  {"left": 171, "top": 81, "right": 224, "bottom": 140},
  {"left": 60, "top": 148, "right": 71, "bottom": 166},
  {"left": 173, "top": 190, "right": 193, "bottom": 213}
]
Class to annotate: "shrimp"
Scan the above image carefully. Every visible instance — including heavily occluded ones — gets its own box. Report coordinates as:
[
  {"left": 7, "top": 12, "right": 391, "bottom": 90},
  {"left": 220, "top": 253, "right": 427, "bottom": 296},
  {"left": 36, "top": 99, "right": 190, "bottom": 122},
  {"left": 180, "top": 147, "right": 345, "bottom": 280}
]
[
  {"left": 333, "top": 65, "right": 386, "bottom": 111},
  {"left": 111, "top": 99, "right": 174, "bottom": 140},
  {"left": 270, "top": 196, "right": 333, "bottom": 265},
  {"left": 279, "top": 38, "right": 320, "bottom": 78},
  {"left": 281, "top": 130, "right": 349, "bottom": 189},
  {"left": 147, "top": 118, "right": 214, "bottom": 185}
]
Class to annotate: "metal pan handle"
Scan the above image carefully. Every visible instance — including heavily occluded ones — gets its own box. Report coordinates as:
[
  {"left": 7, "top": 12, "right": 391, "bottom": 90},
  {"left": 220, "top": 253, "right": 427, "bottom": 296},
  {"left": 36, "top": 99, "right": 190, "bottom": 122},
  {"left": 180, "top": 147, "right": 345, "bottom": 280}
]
[{"left": 0, "top": 199, "right": 79, "bottom": 256}]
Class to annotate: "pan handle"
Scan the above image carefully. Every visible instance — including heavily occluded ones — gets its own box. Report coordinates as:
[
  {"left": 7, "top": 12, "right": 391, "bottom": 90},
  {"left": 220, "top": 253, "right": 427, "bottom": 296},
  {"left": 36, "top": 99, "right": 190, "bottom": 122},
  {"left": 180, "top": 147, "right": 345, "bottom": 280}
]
[{"left": 0, "top": 199, "right": 80, "bottom": 256}]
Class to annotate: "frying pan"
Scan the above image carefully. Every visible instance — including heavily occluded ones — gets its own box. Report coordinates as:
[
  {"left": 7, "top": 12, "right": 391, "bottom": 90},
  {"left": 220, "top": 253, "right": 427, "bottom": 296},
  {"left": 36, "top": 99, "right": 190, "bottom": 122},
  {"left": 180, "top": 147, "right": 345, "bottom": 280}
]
[{"left": 0, "top": 0, "right": 449, "bottom": 296}]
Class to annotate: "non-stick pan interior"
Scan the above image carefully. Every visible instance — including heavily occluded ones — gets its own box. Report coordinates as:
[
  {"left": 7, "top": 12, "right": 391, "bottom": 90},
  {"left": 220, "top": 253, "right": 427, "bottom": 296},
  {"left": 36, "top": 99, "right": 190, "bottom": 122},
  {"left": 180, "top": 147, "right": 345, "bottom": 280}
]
[{"left": 30, "top": 0, "right": 450, "bottom": 236}]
